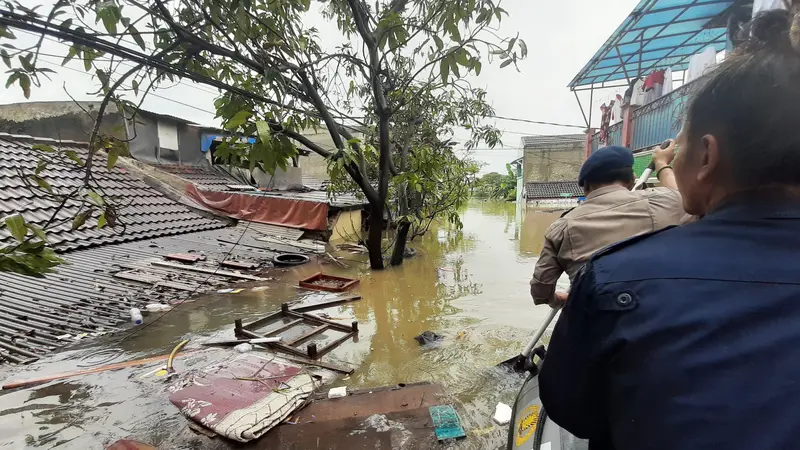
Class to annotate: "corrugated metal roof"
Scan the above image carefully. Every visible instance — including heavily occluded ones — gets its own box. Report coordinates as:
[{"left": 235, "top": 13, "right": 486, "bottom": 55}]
[
  {"left": 570, "top": 0, "right": 734, "bottom": 88},
  {"left": 521, "top": 135, "right": 585, "bottom": 149},
  {"left": 0, "top": 135, "right": 228, "bottom": 251},
  {"left": 0, "top": 222, "right": 316, "bottom": 364},
  {"left": 155, "top": 163, "right": 248, "bottom": 190},
  {"left": 525, "top": 181, "right": 583, "bottom": 199}
]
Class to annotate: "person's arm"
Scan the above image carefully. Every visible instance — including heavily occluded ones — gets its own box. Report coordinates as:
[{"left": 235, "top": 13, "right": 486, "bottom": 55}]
[
  {"left": 539, "top": 263, "right": 607, "bottom": 439},
  {"left": 651, "top": 139, "right": 677, "bottom": 190},
  {"left": 530, "top": 221, "right": 567, "bottom": 306}
]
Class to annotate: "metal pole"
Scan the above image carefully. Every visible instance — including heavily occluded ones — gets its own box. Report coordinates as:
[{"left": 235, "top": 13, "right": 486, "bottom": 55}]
[
  {"left": 574, "top": 90, "right": 590, "bottom": 129},
  {"left": 588, "top": 85, "right": 594, "bottom": 129}
]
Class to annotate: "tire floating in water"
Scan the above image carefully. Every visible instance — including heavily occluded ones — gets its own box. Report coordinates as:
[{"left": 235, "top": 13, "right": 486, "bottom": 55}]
[{"left": 272, "top": 253, "right": 310, "bottom": 267}]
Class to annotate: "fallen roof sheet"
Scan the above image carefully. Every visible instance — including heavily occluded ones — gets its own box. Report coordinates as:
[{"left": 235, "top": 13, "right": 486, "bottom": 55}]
[
  {"left": 569, "top": 0, "right": 735, "bottom": 88},
  {"left": 525, "top": 181, "right": 583, "bottom": 199},
  {"left": 0, "top": 134, "right": 227, "bottom": 252},
  {"left": 155, "top": 164, "right": 248, "bottom": 191},
  {"left": 0, "top": 222, "right": 314, "bottom": 365}
]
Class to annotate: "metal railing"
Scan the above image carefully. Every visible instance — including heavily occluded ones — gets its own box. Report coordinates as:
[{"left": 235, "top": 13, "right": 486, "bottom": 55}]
[
  {"left": 590, "top": 121, "right": 623, "bottom": 153},
  {"left": 630, "top": 83, "right": 691, "bottom": 151}
]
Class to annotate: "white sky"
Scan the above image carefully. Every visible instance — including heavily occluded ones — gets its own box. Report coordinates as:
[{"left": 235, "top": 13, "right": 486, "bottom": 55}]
[{"left": 0, "top": 0, "right": 641, "bottom": 174}]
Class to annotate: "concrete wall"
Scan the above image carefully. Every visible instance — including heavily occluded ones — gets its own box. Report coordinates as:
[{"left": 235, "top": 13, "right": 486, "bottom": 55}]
[
  {"left": 0, "top": 101, "right": 126, "bottom": 142},
  {"left": 523, "top": 143, "right": 584, "bottom": 183},
  {"left": 330, "top": 209, "right": 363, "bottom": 242}
]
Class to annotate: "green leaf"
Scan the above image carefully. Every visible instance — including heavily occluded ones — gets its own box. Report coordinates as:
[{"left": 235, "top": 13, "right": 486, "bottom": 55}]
[
  {"left": 225, "top": 110, "right": 252, "bottom": 130},
  {"left": 129, "top": 24, "right": 146, "bottom": 50},
  {"left": 72, "top": 209, "right": 91, "bottom": 230},
  {"left": 499, "top": 59, "right": 513, "bottom": 69},
  {"left": 132, "top": 79, "right": 139, "bottom": 95},
  {"left": 507, "top": 37, "right": 517, "bottom": 52},
  {"left": 432, "top": 35, "right": 444, "bottom": 51},
  {"left": 60, "top": 18, "right": 73, "bottom": 30},
  {"left": 5, "top": 72, "right": 19, "bottom": 89},
  {"left": 476, "top": 10, "right": 488, "bottom": 23},
  {"left": 0, "top": 25, "right": 15, "bottom": 39},
  {"left": 18, "top": 54, "right": 33, "bottom": 72},
  {"left": 87, "top": 190, "right": 104, "bottom": 206},
  {"left": 519, "top": 40, "right": 528, "bottom": 58},
  {"left": 106, "top": 147, "right": 119, "bottom": 170},
  {"left": 34, "top": 160, "right": 47, "bottom": 175},
  {"left": 101, "top": 10, "right": 117, "bottom": 35},
  {"left": 18, "top": 73, "right": 31, "bottom": 98},
  {"left": 97, "top": 212, "right": 107, "bottom": 228},
  {"left": 27, "top": 224, "right": 47, "bottom": 242},
  {"left": 255, "top": 120, "right": 271, "bottom": 143},
  {"left": 5, "top": 215, "right": 27, "bottom": 242},
  {"left": 440, "top": 58, "right": 450, "bottom": 84},
  {"left": 32, "top": 175, "right": 52, "bottom": 192},
  {"left": 32, "top": 144, "right": 55, "bottom": 153},
  {"left": 62, "top": 46, "right": 79, "bottom": 66},
  {"left": 474, "top": 60, "right": 482, "bottom": 76},
  {"left": 1, "top": 49, "right": 10, "bottom": 69},
  {"left": 64, "top": 150, "right": 83, "bottom": 166}
]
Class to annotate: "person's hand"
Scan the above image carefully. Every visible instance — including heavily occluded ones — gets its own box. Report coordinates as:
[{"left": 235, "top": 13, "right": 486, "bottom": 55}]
[
  {"left": 651, "top": 139, "right": 677, "bottom": 171},
  {"left": 555, "top": 291, "right": 569, "bottom": 303}
]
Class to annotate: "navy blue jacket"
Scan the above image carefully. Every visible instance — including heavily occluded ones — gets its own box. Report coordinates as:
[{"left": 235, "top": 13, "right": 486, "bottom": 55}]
[{"left": 540, "top": 196, "right": 800, "bottom": 450}]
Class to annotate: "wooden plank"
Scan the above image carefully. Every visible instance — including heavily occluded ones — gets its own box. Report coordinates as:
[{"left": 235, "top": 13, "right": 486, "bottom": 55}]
[
  {"left": 243, "top": 310, "right": 286, "bottom": 331},
  {"left": 255, "top": 236, "right": 325, "bottom": 253},
  {"left": 286, "top": 324, "right": 329, "bottom": 346},
  {"left": 315, "top": 331, "right": 356, "bottom": 358},
  {"left": 299, "top": 312, "right": 357, "bottom": 333},
  {"left": 295, "top": 383, "right": 444, "bottom": 422},
  {"left": 154, "top": 280, "right": 199, "bottom": 292},
  {"left": 237, "top": 328, "right": 311, "bottom": 359},
  {"left": 290, "top": 295, "right": 362, "bottom": 313},
  {"left": 221, "top": 260, "right": 259, "bottom": 270},
  {"left": 165, "top": 253, "right": 205, "bottom": 263},
  {"left": 151, "top": 261, "right": 267, "bottom": 281},
  {"left": 113, "top": 270, "right": 160, "bottom": 285}
]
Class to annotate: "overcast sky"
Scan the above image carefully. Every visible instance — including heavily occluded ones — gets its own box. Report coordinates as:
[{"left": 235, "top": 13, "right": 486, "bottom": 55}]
[{"left": 0, "top": 0, "right": 640, "bottom": 173}]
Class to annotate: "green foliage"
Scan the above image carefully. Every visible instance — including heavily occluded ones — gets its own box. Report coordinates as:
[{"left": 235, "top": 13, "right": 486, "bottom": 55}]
[
  {"left": 473, "top": 165, "right": 517, "bottom": 201},
  {"left": 0, "top": 0, "right": 526, "bottom": 269},
  {"left": 0, "top": 214, "right": 64, "bottom": 277}
]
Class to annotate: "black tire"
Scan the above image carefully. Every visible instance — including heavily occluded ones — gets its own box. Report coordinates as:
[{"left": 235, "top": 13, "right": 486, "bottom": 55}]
[{"left": 272, "top": 253, "right": 310, "bottom": 266}]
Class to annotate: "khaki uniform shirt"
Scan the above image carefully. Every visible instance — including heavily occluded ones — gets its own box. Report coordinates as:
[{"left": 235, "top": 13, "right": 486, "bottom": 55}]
[{"left": 530, "top": 185, "right": 684, "bottom": 305}]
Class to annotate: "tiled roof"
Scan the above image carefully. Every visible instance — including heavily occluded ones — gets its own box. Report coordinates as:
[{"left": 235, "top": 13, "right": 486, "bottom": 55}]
[
  {"left": 521, "top": 134, "right": 585, "bottom": 149},
  {"left": 155, "top": 164, "right": 248, "bottom": 190},
  {"left": 0, "top": 134, "right": 227, "bottom": 252},
  {"left": 525, "top": 181, "right": 583, "bottom": 199}
]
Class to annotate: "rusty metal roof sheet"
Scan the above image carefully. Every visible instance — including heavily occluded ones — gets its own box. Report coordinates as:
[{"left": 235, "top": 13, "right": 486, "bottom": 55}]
[{"left": 0, "top": 135, "right": 227, "bottom": 251}]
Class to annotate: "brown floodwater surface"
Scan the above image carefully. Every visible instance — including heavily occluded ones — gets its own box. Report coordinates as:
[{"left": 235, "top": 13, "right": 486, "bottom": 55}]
[{"left": 0, "top": 201, "right": 568, "bottom": 449}]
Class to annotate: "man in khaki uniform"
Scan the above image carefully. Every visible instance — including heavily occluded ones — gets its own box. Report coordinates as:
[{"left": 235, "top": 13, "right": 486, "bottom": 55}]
[{"left": 531, "top": 143, "right": 683, "bottom": 306}]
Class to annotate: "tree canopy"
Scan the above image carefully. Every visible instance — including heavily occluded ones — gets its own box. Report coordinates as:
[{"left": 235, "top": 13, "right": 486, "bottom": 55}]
[{"left": 0, "top": 0, "right": 526, "bottom": 272}]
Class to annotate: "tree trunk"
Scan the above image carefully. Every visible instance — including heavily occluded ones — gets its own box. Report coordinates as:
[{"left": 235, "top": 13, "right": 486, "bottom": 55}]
[
  {"left": 366, "top": 205, "right": 385, "bottom": 270},
  {"left": 390, "top": 220, "right": 410, "bottom": 266}
]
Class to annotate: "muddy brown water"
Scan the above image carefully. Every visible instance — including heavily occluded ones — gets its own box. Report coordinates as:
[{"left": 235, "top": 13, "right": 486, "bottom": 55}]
[{"left": 0, "top": 202, "right": 568, "bottom": 449}]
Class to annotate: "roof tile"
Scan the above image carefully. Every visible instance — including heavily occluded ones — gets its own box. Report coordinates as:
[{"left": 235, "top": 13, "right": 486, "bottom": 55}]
[{"left": 0, "top": 136, "right": 227, "bottom": 251}]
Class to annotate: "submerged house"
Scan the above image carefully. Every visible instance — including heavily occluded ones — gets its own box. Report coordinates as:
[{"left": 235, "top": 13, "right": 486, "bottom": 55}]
[
  {"left": 511, "top": 134, "right": 585, "bottom": 206},
  {"left": 0, "top": 101, "right": 366, "bottom": 242},
  {"left": 569, "top": 0, "right": 748, "bottom": 181}
]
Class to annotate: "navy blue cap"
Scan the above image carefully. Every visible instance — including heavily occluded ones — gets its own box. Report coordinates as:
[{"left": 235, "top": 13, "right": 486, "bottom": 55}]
[{"left": 578, "top": 145, "right": 634, "bottom": 187}]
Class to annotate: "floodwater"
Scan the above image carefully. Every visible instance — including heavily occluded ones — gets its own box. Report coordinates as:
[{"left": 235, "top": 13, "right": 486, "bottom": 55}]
[{"left": 0, "top": 201, "right": 568, "bottom": 449}]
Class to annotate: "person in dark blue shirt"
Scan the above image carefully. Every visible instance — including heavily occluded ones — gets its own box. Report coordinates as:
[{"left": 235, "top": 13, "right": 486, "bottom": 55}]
[{"left": 540, "top": 9, "right": 800, "bottom": 450}]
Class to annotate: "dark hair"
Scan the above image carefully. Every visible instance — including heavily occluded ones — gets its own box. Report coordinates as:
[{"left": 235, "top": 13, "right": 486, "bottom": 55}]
[
  {"left": 584, "top": 167, "right": 634, "bottom": 187},
  {"left": 686, "top": 8, "right": 800, "bottom": 188}
]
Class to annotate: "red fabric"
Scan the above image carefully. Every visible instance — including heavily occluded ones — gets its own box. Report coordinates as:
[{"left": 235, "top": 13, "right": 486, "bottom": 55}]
[
  {"left": 643, "top": 70, "right": 665, "bottom": 91},
  {"left": 183, "top": 184, "right": 328, "bottom": 230}
]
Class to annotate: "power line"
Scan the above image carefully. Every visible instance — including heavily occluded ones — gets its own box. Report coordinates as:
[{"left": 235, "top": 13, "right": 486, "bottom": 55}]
[{"left": 491, "top": 115, "right": 585, "bottom": 129}]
